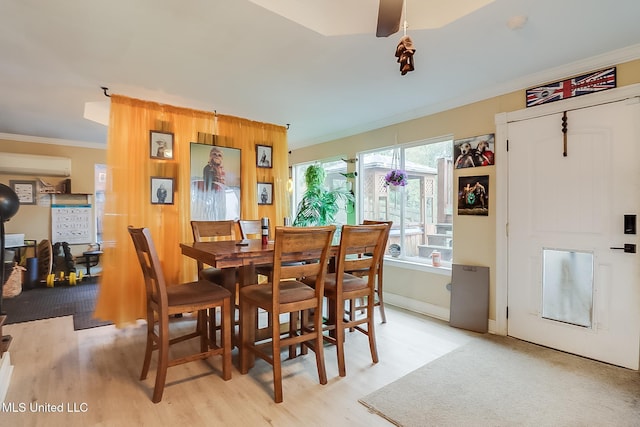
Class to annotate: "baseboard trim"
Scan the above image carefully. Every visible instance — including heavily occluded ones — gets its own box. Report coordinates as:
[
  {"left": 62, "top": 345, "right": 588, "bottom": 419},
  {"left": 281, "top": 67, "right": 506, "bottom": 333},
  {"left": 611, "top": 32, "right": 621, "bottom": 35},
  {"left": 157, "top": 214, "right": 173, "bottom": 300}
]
[{"left": 383, "top": 292, "right": 498, "bottom": 334}]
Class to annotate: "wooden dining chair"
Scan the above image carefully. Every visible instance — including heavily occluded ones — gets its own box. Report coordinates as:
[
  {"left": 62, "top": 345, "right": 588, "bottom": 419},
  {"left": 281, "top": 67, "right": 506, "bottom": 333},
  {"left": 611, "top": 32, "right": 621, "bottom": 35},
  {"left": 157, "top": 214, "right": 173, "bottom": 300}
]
[
  {"left": 238, "top": 219, "right": 262, "bottom": 240},
  {"left": 128, "top": 226, "right": 232, "bottom": 403},
  {"left": 345, "top": 220, "right": 393, "bottom": 323},
  {"left": 191, "top": 220, "right": 240, "bottom": 340},
  {"left": 190, "top": 220, "right": 237, "bottom": 285},
  {"left": 239, "top": 225, "right": 336, "bottom": 403},
  {"left": 303, "top": 223, "right": 388, "bottom": 377},
  {"left": 238, "top": 218, "right": 281, "bottom": 281}
]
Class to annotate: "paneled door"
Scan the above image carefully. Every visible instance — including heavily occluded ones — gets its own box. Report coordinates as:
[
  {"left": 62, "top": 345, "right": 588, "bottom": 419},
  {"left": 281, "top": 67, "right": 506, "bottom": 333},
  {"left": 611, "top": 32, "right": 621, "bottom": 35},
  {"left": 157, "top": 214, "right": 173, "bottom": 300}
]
[{"left": 507, "top": 99, "right": 640, "bottom": 369}]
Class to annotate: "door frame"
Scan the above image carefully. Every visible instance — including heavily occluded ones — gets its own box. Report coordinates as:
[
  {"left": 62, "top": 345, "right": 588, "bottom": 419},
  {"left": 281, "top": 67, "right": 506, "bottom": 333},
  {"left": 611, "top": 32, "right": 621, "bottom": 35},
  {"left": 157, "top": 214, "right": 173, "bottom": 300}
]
[{"left": 494, "top": 82, "right": 640, "bottom": 336}]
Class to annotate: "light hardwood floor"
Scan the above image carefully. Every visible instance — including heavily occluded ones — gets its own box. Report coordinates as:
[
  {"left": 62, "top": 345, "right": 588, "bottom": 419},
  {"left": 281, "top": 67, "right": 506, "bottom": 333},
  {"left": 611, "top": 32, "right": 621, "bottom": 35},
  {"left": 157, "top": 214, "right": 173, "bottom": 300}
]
[{"left": 2, "top": 306, "right": 478, "bottom": 426}]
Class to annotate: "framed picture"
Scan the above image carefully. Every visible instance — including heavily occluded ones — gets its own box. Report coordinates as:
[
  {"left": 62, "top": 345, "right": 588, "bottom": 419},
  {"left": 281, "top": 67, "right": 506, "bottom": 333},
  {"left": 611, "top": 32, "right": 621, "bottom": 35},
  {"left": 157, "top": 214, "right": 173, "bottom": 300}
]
[
  {"left": 190, "top": 143, "right": 242, "bottom": 220},
  {"left": 454, "top": 133, "right": 495, "bottom": 169},
  {"left": 256, "top": 144, "right": 272, "bottom": 168},
  {"left": 257, "top": 182, "right": 273, "bottom": 205},
  {"left": 457, "top": 175, "right": 489, "bottom": 216},
  {"left": 150, "top": 177, "right": 174, "bottom": 205},
  {"left": 10, "top": 180, "right": 36, "bottom": 205},
  {"left": 150, "top": 131, "right": 174, "bottom": 160}
]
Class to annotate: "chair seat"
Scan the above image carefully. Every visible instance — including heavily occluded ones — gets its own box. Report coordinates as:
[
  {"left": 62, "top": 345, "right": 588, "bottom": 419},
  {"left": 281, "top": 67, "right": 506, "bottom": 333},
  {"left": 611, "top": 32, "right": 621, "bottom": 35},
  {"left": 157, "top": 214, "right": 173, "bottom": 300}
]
[
  {"left": 303, "top": 273, "right": 368, "bottom": 295},
  {"left": 241, "top": 280, "right": 315, "bottom": 306},
  {"left": 166, "top": 280, "right": 231, "bottom": 310}
]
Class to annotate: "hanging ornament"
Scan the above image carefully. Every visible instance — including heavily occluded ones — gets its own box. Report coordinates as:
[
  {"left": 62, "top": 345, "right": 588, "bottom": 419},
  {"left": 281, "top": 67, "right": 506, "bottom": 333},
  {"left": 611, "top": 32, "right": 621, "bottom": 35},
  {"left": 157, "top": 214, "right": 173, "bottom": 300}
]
[
  {"left": 394, "top": 1, "right": 415, "bottom": 75},
  {"left": 395, "top": 35, "right": 415, "bottom": 75}
]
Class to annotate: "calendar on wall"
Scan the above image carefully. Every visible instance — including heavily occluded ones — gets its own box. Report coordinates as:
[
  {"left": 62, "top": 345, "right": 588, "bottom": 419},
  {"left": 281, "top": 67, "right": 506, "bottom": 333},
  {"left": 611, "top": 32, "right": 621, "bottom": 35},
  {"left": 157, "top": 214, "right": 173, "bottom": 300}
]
[{"left": 51, "top": 204, "right": 92, "bottom": 244}]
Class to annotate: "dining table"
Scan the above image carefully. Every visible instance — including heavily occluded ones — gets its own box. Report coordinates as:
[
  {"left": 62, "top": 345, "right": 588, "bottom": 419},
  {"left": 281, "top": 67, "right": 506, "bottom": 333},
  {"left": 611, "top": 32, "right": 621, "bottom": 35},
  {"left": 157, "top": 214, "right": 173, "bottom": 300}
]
[
  {"left": 179, "top": 237, "right": 363, "bottom": 288},
  {"left": 179, "top": 237, "right": 378, "bottom": 351}
]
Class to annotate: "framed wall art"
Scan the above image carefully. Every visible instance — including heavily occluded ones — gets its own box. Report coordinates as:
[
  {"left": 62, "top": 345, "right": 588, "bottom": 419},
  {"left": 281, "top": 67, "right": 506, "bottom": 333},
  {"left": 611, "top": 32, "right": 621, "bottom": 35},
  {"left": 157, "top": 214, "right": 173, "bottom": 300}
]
[
  {"left": 257, "top": 182, "right": 273, "bottom": 205},
  {"left": 256, "top": 144, "right": 272, "bottom": 168},
  {"left": 150, "top": 131, "right": 174, "bottom": 160},
  {"left": 150, "top": 177, "right": 174, "bottom": 205},
  {"left": 458, "top": 175, "right": 489, "bottom": 216},
  {"left": 10, "top": 180, "right": 37, "bottom": 205},
  {"left": 190, "top": 143, "right": 242, "bottom": 220},
  {"left": 454, "top": 133, "right": 495, "bottom": 169}
]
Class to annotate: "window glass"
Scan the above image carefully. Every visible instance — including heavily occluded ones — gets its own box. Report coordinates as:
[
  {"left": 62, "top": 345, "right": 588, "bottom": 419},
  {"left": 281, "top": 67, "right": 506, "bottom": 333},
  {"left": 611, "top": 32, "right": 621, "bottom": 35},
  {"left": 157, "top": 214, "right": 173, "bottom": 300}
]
[
  {"left": 94, "top": 164, "right": 107, "bottom": 244},
  {"left": 358, "top": 137, "right": 453, "bottom": 267},
  {"left": 292, "top": 159, "right": 350, "bottom": 226}
]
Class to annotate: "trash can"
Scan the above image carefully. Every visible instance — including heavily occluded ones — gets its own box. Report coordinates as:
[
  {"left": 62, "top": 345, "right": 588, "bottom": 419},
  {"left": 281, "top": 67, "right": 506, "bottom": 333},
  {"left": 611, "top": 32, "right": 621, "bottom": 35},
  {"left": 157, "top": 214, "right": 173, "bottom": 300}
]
[{"left": 25, "top": 257, "right": 39, "bottom": 289}]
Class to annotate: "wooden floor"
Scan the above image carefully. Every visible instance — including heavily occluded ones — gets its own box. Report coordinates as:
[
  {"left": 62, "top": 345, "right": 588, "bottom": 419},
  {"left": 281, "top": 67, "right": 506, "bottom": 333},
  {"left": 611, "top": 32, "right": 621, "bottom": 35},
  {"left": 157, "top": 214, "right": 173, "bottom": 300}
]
[{"left": 2, "top": 306, "right": 478, "bottom": 426}]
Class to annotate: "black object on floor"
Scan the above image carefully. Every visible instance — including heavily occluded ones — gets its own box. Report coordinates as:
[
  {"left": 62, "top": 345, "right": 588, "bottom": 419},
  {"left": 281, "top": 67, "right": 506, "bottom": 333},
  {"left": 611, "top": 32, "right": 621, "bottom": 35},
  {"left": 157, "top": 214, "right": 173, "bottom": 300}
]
[{"left": 2, "top": 279, "right": 113, "bottom": 330}]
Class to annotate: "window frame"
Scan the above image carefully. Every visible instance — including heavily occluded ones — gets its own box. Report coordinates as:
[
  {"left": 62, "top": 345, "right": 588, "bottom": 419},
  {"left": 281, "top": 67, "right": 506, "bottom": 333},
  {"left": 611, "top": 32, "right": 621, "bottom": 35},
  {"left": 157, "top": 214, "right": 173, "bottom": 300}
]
[
  {"left": 291, "top": 156, "right": 352, "bottom": 226},
  {"left": 356, "top": 135, "right": 454, "bottom": 271}
]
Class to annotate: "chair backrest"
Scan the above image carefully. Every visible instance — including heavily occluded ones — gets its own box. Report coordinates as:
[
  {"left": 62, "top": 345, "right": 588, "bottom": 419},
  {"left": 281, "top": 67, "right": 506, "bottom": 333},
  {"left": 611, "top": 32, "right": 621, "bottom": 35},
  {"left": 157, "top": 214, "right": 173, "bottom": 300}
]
[
  {"left": 238, "top": 219, "right": 262, "bottom": 240},
  {"left": 191, "top": 220, "right": 236, "bottom": 242},
  {"left": 270, "top": 226, "right": 336, "bottom": 308},
  {"left": 128, "top": 226, "right": 168, "bottom": 311},
  {"left": 190, "top": 220, "right": 236, "bottom": 273},
  {"left": 362, "top": 219, "right": 393, "bottom": 256},
  {"left": 335, "top": 224, "right": 388, "bottom": 292}
]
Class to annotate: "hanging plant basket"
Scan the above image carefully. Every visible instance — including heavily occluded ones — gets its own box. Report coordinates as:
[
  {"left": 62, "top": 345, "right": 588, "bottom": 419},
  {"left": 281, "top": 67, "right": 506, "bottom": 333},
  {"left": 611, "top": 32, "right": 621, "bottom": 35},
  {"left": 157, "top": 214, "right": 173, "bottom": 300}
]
[{"left": 384, "top": 169, "right": 408, "bottom": 187}]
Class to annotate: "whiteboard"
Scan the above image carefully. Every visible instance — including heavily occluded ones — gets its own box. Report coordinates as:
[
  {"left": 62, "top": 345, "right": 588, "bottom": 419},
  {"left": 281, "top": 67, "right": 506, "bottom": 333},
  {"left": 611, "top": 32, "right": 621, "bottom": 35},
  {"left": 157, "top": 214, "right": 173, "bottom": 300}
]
[{"left": 51, "top": 204, "right": 92, "bottom": 244}]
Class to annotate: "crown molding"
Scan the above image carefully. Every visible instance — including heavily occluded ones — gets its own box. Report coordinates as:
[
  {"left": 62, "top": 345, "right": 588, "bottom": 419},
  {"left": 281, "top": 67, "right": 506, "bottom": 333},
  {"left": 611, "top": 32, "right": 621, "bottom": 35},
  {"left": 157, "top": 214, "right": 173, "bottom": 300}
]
[{"left": 0, "top": 133, "right": 106, "bottom": 150}]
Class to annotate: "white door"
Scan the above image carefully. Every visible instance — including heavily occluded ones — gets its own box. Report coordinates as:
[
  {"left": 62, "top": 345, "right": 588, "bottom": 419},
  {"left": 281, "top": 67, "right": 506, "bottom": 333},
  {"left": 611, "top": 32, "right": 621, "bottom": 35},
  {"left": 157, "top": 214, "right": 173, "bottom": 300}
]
[{"left": 507, "top": 99, "right": 640, "bottom": 369}]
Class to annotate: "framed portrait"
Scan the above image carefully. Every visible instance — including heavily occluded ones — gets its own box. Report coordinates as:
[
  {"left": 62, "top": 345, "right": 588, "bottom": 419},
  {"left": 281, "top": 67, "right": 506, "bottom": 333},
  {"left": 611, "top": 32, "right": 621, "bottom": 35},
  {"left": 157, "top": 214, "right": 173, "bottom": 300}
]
[
  {"left": 257, "top": 182, "right": 273, "bottom": 205},
  {"left": 256, "top": 144, "right": 272, "bottom": 168},
  {"left": 10, "top": 180, "right": 37, "bottom": 205},
  {"left": 150, "top": 131, "right": 174, "bottom": 160},
  {"left": 458, "top": 175, "right": 489, "bottom": 216},
  {"left": 453, "top": 133, "right": 495, "bottom": 169},
  {"left": 190, "top": 143, "right": 242, "bottom": 220},
  {"left": 150, "top": 177, "right": 174, "bottom": 205}
]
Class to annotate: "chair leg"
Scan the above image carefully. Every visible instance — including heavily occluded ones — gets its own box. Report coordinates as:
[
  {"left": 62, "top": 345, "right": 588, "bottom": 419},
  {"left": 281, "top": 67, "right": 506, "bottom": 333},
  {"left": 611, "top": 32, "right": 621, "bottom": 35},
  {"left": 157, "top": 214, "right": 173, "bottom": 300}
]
[
  {"left": 140, "top": 311, "right": 154, "bottom": 381},
  {"left": 209, "top": 306, "right": 220, "bottom": 339},
  {"left": 348, "top": 298, "right": 356, "bottom": 332},
  {"left": 335, "top": 308, "right": 347, "bottom": 377},
  {"left": 288, "top": 311, "right": 299, "bottom": 359},
  {"left": 313, "top": 308, "right": 328, "bottom": 385},
  {"left": 367, "top": 298, "right": 379, "bottom": 364},
  {"left": 152, "top": 315, "right": 170, "bottom": 403},
  {"left": 220, "top": 298, "right": 232, "bottom": 381},
  {"left": 239, "top": 299, "right": 256, "bottom": 375},
  {"left": 376, "top": 273, "right": 387, "bottom": 323},
  {"left": 198, "top": 310, "right": 208, "bottom": 353},
  {"left": 272, "top": 323, "right": 283, "bottom": 403}
]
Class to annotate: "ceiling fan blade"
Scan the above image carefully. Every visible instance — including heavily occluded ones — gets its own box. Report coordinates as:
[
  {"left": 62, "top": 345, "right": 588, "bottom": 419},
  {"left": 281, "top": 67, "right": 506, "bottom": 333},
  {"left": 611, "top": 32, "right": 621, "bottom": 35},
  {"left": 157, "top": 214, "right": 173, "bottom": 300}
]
[{"left": 376, "top": 0, "right": 403, "bottom": 37}]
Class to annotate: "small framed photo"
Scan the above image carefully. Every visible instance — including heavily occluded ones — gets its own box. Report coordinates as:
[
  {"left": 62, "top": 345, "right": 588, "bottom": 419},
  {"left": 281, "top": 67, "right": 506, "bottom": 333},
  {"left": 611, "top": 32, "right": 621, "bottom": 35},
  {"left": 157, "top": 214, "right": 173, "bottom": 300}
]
[
  {"left": 150, "top": 131, "right": 174, "bottom": 160},
  {"left": 151, "top": 177, "right": 174, "bottom": 205},
  {"left": 256, "top": 144, "right": 272, "bottom": 168},
  {"left": 257, "top": 182, "right": 273, "bottom": 205},
  {"left": 10, "top": 180, "right": 37, "bottom": 205}
]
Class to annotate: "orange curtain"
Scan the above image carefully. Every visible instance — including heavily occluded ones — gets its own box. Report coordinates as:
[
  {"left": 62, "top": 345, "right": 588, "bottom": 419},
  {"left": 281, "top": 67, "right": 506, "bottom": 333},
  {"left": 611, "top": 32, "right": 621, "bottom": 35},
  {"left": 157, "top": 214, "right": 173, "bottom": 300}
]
[{"left": 94, "top": 95, "right": 288, "bottom": 327}]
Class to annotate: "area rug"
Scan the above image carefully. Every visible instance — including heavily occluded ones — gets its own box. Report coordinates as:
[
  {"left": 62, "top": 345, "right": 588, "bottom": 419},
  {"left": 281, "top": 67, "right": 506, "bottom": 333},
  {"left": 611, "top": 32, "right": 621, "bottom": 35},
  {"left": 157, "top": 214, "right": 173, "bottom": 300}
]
[
  {"left": 359, "top": 334, "right": 640, "bottom": 427},
  {"left": 2, "top": 281, "right": 112, "bottom": 330}
]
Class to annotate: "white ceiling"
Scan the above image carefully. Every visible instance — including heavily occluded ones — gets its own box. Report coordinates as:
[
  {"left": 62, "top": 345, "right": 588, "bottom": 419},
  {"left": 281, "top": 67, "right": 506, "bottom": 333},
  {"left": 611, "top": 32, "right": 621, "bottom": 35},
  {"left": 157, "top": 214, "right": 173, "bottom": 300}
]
[{"left": 1, "top": 0, "right": 639, "bottom": 150}]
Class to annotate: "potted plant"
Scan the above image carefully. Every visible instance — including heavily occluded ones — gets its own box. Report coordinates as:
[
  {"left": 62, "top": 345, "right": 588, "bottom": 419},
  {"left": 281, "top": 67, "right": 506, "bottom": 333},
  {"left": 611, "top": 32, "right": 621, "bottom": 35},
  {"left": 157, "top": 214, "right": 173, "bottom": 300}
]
[
  {"left": 384, "top": 169, "right": 408, "bottom": 187},
  {"left": 292, "top": 163, "right": 354, "bottom": 226}
]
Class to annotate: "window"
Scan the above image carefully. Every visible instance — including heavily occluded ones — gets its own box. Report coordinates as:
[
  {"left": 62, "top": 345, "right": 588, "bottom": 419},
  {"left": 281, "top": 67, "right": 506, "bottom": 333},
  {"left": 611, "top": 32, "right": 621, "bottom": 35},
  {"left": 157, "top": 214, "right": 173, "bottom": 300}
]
[
  {"left": 291, "top": 158, "right": 351, "bottom": 226},
  {"left": 357, "top": 137, "right": 453, "bottom": 267},
  {"left": 94, "top": 164, "right": 107, "bottom": 243}
]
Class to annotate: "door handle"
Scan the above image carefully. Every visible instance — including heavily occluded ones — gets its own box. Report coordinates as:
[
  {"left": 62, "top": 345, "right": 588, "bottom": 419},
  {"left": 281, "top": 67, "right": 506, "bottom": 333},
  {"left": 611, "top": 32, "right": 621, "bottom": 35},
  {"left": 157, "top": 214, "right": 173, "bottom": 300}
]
[{"left": 609, "top": 243, "right": 636, "bottom": 253}]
